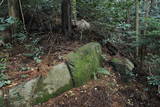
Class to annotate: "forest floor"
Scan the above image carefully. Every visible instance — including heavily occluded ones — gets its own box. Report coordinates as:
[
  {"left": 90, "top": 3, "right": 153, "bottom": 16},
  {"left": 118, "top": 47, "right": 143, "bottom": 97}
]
[
  {"left": 0, "top": 33, "right": 160, "bottom": 106},
  {"left": 33, "top": 60, "right": 160, "bottom": 107},
  {"left": 1, "top": 33, "right": 83, "bottom": 87}
]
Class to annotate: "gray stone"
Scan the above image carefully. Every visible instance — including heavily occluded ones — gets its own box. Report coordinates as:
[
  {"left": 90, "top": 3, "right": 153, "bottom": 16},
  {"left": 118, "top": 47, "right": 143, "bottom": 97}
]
[
  {"left": 9, "top": 77, "right": 40, "bottom": 107},
  {"left": 111, "top": 57, "right": 134, "bottom": 71},
  {"left": 111, "top": 57, "right": 135, "bottom": 81},
  {"left": 32, "top": 63, "right": 72, "bottom": 105}
]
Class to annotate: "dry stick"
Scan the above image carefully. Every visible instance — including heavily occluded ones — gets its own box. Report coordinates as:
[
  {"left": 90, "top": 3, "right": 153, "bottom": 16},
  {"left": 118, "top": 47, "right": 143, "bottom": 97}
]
[
  {"left": 47, "top": 33, "right": 54, "bottom": 58},
  {"left": 18, "top": 0, "right": 27, "bottom": 32},
  {"left": 0, "top": 0, "right": 5, "bottom": 6}
]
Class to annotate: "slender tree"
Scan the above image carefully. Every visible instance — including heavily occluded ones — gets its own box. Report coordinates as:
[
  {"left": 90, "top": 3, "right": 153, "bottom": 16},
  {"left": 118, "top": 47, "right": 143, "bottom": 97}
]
[
  {"left": 71, "top": 0, "right": 77, "bottom": 21},
  {"left": 140, "top": 0, "right": 151, "bottom": 70},
  {"left": 61, "top": 0, "right": 72, "bottom": 38},
  {"left": 8, "top": 0, "right": 20, "bottom": 34},
  {"left": 135, "top": 0, "right": 140, "bottom": 56}
]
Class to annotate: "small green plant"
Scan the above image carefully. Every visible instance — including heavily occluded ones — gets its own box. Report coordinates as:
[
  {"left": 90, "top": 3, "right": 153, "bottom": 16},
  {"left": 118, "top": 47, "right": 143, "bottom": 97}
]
[
  {"left": 0, "top": 63, "right": 7, "bottom": 71},
  {"left": 4, "top": 43, "right": 12, "bottom": 49},
  {"left": 0, "top": 17, "right": 16, "bottom": 31},
  {"left": 0, "top": 73, "right": 11, "bottom": 88},
  {"left": 0, "top": 57, "right": 7, "bottom": 71},
  {"left": 97, "top": 67, "right": 111, "bottom": 75},
  {"left": 19, "top": 66, "right": 31, "bottom": 72},
  {"left": 12, "top": 33, "right": 28, "bottom": 43},
  {"left": 147, "top": 76, "right": 160, "bottom": 86},
  {"left": 20, "top": 74, "right": 29, "bottom": 79},
  {"left": 32, "top": 38, "right": 41, "bottom": 45},
  {"left": 24, "top": 44, "right": 44, "bottom": 63},
  {"left": 0, "top": 57, "right": 11, "bottom": 88}
]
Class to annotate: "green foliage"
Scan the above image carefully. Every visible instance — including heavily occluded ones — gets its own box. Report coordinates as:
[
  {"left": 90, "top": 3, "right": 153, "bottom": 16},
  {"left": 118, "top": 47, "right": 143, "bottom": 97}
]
[
  {"left": 20, "top": 74, "right": 29, "bottom": 79},
  {"left": 5, "top": 17, "right": 16, "bottom": 24},
  {"left": 0, "top": 63, "right": 6, "bottom": 72},
  {"left": 0, "top": 62, "right": 11, "bottom": 88},
  {"left": 140, "top": 17, "right": 160, "bottom": 88},
  {"left": 77, "top": 0, "right": 160, "bottom": 88},
  {"left": 77, "top": 0, "right": 134, "bottom": 46},
  {"left": 19, "top": 67, "right": 31, "bottom": 72},
  {"left": 144, "top": 55, "right": 160, "bottom": 87},
  {"left": 97, "top": 67, "right": 111, "bottom": 75},
  {"left": 0, "top": 57, "right": 7, "bottom": 72},
  {"left": 139, "top": 18, "right": 160, "bottom": 50},
  {"left": 0, "top": 17, "right": 16, "bottom": 31},
  {"left": 12, "top": 33, "right": 28, "bottom": 42},
  {"left": 147, "top": 76, "right": 160, "bottom": 86},
  {"left": 4, "top": 43, "right": 12, "bottom": 49},
  {"left": 0, "top": 56, "right": 11, "bottom": 88},
  {"left": 0, "top": 73, "right": 11, "bottom": 88},
  {"left": 24, "top": 44, "right": 44, "bottom": 63}
]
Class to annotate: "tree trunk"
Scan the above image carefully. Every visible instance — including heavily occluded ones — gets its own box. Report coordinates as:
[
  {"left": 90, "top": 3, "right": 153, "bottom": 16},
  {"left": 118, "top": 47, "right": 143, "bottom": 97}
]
[
  {"left": 8, "top": 0, "right": 20, "bottom": 34},
  {"left": 61, "top": 0, "right": 72, "bottom": 39},
  {"left": 135, "top": 0, "right": 140, "bottom": 57},
  {"left": 140, "top": 0, "right": 151, "bottom": 70},
  {"left": 71, "top": 0, "right": 77, "bottom": 21}
]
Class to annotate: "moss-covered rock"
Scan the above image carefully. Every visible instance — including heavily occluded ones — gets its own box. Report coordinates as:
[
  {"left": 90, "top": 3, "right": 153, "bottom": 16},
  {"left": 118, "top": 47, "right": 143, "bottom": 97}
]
[
  {"left": 32, "top": 63, "right": 72, "bottom": 105},
  {"left": 66, "top": 42, "right": 102, "bottom": 87},
  {"left": 111, "top": 57, "right": 134, "bottom": 72},
  {"left": 111, "top": 57, "right": 135, "bottom": 81}
]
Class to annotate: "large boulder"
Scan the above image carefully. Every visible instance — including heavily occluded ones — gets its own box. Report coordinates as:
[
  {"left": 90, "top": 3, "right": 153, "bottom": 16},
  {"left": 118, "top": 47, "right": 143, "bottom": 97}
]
[
  {"left": 66, "top": 42, "right": 102, "bottom": 87},
  {"left": 111, "top": 57, "right": 135, "bottom": 81},
  {"left": 32, "top": 63, "right": 72, "bottom": 105}
]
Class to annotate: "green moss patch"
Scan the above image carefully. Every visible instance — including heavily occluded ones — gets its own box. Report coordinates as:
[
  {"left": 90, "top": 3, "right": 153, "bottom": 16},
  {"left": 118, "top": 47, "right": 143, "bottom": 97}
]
[
  {"left": 33, "top": 83, "right": 72, "bottom": 105},
  {"left": 66, "top": 42, "right": 102, "bottom": 87},
  {"left": 32, "top": 63, "right": 73, "bottom": 105}
]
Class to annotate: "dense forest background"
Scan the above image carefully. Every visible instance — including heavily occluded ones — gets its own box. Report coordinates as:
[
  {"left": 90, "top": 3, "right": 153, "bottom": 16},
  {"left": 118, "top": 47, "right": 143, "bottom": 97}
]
[{"left": 0, "top": 0, "right": 160, "bottom": 106}]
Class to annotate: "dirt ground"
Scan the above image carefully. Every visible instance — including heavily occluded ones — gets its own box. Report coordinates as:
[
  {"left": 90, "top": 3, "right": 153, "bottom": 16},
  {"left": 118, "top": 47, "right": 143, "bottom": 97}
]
[
  {"left": 34, "top": 66, "right": 160, "bottom": 107},
  {"left": 34, "top": 72, "right": 126, "bottom": 107}
]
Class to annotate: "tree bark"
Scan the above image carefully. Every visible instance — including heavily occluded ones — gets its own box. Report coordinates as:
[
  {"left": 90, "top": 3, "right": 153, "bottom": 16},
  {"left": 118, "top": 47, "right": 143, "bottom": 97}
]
[
  {"left": 135, "top": 0, "right": 140, "bottom": 57},
  {"left": 61, "top": 0, "right": 72, "bottom": 38},
  {"left": 71, "top": 0, "right": 77, "bottom": 21},
  {"left": 8, "top": 0, "right": 20, "bottom": 34},
  {"left": 140, "top": 0, "right": 151, "bottom": 70}
]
